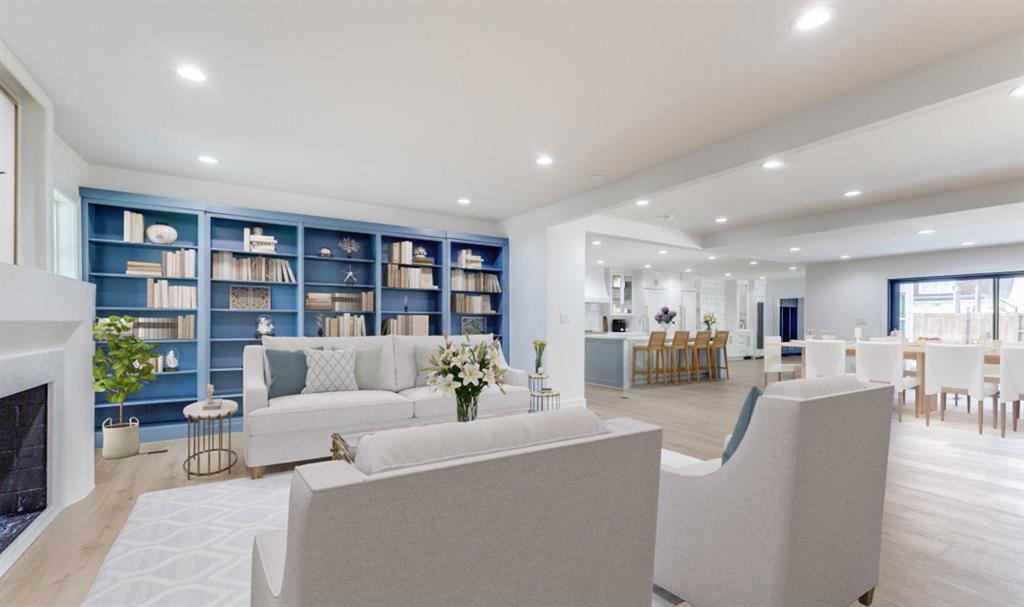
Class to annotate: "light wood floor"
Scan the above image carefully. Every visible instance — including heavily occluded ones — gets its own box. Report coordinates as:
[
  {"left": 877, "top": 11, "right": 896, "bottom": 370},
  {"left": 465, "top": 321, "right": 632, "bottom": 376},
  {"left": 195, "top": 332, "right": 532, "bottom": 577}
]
[
  {"left": 1, "top": 359, "right": 1021, "bottom": 606},
  {"left": 587, "top": 359, "right": 1024, "bottom": 607}
]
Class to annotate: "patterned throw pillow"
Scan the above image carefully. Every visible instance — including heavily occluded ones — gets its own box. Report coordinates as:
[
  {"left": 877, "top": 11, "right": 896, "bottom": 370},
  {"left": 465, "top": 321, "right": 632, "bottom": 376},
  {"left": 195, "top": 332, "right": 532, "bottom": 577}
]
[{"left": 302, "top": 348, "right": 358, "bottom": 394}]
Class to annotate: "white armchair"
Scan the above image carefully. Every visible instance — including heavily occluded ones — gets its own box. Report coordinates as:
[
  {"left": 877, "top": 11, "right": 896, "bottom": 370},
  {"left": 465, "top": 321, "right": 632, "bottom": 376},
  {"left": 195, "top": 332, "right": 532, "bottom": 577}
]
[{"left": 654, "top": 376, "right": 894, "bottom": 607}]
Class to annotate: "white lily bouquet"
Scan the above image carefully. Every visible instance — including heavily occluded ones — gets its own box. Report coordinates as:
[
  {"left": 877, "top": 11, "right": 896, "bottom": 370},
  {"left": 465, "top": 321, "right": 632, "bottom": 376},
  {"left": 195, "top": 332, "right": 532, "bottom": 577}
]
[
  {"left": 423, "top": 337, "right": 507, "bottom": 422},
  {"left": 702, "top": 311, "right": 717, "bottom": 331}
]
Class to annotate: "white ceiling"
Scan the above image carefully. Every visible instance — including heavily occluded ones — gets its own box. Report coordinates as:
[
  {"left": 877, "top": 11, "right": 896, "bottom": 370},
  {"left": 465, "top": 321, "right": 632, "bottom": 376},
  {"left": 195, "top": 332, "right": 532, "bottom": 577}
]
[
  {"left": 588, "top": 203, "right": 1024, "bottom": 279},
  {"left": 1, "top": 1, "right": 1022, "bottom": 220},
  {"left": 605, "top": 85, "right": 1024, "bottom": 231}
]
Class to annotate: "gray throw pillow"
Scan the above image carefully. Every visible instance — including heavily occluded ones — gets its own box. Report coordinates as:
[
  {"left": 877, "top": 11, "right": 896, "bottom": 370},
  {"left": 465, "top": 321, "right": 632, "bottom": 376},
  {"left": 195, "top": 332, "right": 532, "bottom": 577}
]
[
  {"left": 302, "top": 348, "right": 359, "bottom": 394},
  {"left": 330, "top": 346, "right": 381, "bottom": 390},
  {"left": 722, "top": 387, "right": 761, "bottom": 464},
  {"left": 415, "top": 346, "right": 439, "bottom": 387},
  {"left": 265, "top": 348, "right": 319, "bottom": 400}
]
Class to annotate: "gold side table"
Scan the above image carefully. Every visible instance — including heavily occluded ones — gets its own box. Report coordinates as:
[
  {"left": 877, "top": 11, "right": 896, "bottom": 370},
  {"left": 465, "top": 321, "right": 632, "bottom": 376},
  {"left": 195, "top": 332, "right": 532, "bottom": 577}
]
[{"left": 183, "top": 399, "right": 239, "bottom": 479}]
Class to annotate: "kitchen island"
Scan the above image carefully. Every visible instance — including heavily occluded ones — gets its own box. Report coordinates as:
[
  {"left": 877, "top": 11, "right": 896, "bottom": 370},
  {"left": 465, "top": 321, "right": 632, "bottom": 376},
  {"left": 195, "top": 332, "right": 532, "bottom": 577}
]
[{"left": 585, "top": 332, "right": 657, "bottom": 389}]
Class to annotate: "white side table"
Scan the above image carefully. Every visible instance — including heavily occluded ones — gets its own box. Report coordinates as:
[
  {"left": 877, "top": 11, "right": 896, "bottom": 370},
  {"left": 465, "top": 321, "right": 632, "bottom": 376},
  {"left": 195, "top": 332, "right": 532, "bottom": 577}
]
[{"left": 183, "top": 399, "right": 239, "bottom": 479}]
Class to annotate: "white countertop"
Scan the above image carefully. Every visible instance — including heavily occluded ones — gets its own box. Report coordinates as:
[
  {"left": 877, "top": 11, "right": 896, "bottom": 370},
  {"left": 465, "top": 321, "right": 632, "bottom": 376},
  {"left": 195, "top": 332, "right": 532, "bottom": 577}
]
[{"left": 585, "top": 332, "right": 649, "bottom": 340}]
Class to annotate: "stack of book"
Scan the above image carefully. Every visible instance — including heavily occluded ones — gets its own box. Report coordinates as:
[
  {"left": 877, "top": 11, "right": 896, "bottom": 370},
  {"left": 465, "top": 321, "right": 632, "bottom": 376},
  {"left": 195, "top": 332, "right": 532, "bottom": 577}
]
[
  {"left": 122, "top": 211, "right": 146, "bottom": 243},
  {"left": 452, "top": 293, "right": 494, "bottom": 313},
  {"left": 125, "top": 261, "right": 164, "bottom": 277},
  {"left": 382, "top": 315, "right": 430, "bottom": 336},
  {"left": 212, "top": 252, "right": 296, "bottom": 282},
  {"left": 126, "top": 249, "right": 196, "bottom": 277},
  {"left": 450, "top": 269, "right": 501, "bottom": 292},
  {"left": 389, "top": 240, "right": 414, "bottom": 264},
  {"left": 323, "top": 314, "right": 367, "bottom": 337},
  {"left": 244, "top": 228, "right": 278, "bottom": 253},
  {"left": 148, "top": 354, "right": 166, "bottom": 373},
  {"left": 385, "top": 264, "right": 436, "bottom": 289},
  {"left": 108, "top": 315, "right": 196, "bottom": 339},
  {"left": 146, "top": 279, "right": 197, "bottom": 309},
  {"left": 305, "top": 291, "right": 374, "bottom": 312},
  {"left": 456, "top": 249, "right": 484, "bottom": 269}
]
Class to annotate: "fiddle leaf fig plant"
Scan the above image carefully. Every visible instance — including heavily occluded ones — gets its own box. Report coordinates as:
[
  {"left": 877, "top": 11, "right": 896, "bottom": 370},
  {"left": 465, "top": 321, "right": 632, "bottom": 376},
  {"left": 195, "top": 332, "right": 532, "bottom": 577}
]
[{"left": 92, "top": 316, "right": 157, "bottom": 425}]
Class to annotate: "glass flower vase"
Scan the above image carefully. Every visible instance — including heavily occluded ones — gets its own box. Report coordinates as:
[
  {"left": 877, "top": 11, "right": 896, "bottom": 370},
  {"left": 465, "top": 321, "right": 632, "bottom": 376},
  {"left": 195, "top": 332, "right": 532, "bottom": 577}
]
[{"left": 456, "top": 392, "right": 478, "bottom": 422}]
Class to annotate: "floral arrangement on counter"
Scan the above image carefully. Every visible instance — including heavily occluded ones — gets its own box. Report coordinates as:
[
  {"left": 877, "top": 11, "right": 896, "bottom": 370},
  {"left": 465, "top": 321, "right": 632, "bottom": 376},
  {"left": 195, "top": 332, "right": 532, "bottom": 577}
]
[
  {"left": 703, "top": 311, "right": 717, "bottom": 331},
  {"left": 423, "top": 336, "right": 507, "bottom": 422},
  {"left": 654, "top": 306, "right": 677, "bottom": 327}
]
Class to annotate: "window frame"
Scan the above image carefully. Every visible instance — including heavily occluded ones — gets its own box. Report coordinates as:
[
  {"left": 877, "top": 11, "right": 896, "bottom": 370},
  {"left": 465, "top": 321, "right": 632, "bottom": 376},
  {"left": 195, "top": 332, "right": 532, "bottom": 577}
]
[
  {"left": 887, "top": 270, "right": 1024, "bottom": 341},
  {"left": 51, "top": 187, "right": 80, "bottom": 279}
]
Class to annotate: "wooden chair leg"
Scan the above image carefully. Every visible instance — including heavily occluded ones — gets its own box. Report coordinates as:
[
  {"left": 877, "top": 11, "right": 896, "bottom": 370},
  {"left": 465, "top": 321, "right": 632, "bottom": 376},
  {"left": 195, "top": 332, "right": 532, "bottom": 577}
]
[
  {"left": 897, "top": 390, "right": 904, "bottom": 422},
  {"left": 249, "top": 466, "right": 265, "bottom": 480},
  {"left": 992, "top": 396, "right": 998, "bottom": 430},
  {"left": 859, "top": 588, "right": 875, "bottom": 606},
  {"left": 978, "top": 396, "right": 984, "bottom": 435},
  {"left": 1014, "top": 401, "right": 1020, "bottom": 432},
  {"left": 966, "top": 395, "right": 970, "bottom": 413},
  {"left": 925, "top": 394, "right": 930, "bottom": 426},
  {"left": 1000, "top": 401, "right": 1006, "bottom": 438},
  {"left": 940, "top": 392, "right": 946, "bottom": 422},
  {"left": 723, "top": 349, "right": 730, "bottom": 379}
]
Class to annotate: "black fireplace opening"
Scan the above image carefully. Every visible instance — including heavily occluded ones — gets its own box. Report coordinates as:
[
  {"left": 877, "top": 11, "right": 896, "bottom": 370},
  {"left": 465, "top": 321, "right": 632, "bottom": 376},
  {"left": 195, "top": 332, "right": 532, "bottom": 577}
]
[{"left": 0, "top": 384, "right": 47, "bottom": 554}]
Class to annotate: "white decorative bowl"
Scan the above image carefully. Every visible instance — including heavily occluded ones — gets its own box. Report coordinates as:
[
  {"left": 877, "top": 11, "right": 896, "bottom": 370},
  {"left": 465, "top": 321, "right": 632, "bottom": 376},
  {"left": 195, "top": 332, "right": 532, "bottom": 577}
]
[{"left": 145, "top": 222, "right": 178, "bottom": 244}]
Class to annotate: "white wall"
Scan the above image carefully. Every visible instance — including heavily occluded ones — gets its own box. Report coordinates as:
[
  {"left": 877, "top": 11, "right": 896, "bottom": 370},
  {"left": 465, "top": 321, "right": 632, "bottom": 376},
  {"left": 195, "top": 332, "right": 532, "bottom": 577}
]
[
  {"left": 86, "top": 164, "right": 500, "bottom": 237},
  {"left": 52, "top": 135, "right": 88, "bottom": 198},
  {"left": 805, "top": 243, "right": 1023, "bottom": 340}
]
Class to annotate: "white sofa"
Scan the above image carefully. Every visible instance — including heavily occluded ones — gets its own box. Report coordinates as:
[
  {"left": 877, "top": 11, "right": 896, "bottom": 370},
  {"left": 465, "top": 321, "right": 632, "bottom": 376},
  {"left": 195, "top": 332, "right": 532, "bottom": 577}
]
[
  {"left": 243, "top": 334, "right": 529, "bottom": 476},
  {"left": 251, "top": 409, "right": 662, "bottom": 607},
  {"left": 654, "top": 376, "right": 894, "bottom": 607}
]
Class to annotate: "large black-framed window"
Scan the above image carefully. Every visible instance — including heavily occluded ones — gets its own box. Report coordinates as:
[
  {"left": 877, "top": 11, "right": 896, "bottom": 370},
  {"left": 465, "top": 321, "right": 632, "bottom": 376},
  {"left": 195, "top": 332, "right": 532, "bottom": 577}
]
[{"left": 888, "top": 271, "right": 1024, "bottom": 342}]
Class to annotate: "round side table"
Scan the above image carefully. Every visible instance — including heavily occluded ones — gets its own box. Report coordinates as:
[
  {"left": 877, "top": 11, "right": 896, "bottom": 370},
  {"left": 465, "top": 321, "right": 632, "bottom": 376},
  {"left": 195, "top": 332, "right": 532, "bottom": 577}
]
[{"left": 183, "top": 399, "right": 239, "bottom": 479}]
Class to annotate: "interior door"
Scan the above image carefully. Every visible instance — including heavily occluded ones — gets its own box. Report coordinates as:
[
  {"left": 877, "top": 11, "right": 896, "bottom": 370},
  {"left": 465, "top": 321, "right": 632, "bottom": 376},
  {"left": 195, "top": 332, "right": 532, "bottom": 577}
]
[
  {"left": 644, "top": 287, "right": 668, "bottom": 330},
  {"left": 681, "top": 290, "right": 698, "bottom": 332}
]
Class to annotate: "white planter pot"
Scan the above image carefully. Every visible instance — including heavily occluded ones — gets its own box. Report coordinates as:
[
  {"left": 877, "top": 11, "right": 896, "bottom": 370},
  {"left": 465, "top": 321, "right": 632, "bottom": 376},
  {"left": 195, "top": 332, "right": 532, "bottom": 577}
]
[{"left": 102, "top": 417, "right": 140, "bottom": 459}]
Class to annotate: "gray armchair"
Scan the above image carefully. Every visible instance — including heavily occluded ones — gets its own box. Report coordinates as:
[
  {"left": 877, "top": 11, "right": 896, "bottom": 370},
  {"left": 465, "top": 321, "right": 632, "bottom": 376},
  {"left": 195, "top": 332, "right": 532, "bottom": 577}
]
[{"left": 654, "top": 376, "right": 894, "bottom": 607}]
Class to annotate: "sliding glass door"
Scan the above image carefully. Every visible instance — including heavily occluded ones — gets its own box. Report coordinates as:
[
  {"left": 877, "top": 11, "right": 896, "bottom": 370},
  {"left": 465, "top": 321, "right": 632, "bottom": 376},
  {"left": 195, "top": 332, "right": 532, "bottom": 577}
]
[{"left": 889, "top": 272, "right": 1023, "bottom": 342}]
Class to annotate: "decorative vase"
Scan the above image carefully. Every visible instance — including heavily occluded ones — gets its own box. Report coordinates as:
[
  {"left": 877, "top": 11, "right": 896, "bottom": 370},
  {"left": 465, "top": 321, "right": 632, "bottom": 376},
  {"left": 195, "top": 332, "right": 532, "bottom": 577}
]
[
  {"left": 165, "top": 349, "right": 179, "bottom": 371},
  {"left": 101, "top": 417, "right": 140, "bottom": 459},
  {"left": 704, "top": 322, "right": 714, "bottom": 331},
  {"left": 255, "top": 315, "right": 275, "bottom": 339},
  {"left": 145, "top": 222, "right": 178, "bottom": 244},
  {"left": 319, "top": 247, "right": 332, "bottom": 257},
  {"left": 456, "top": 393, "right": 478, "bottom": 422}
]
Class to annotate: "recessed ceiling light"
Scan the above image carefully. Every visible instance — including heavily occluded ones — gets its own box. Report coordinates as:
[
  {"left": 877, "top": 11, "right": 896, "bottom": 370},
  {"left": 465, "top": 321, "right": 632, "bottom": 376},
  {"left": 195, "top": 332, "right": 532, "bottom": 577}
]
[
  {"left": 198, "top": 155, "right": 218, "bottom": 165},
  {"left": 1011, "top": 85, "right": 1024, "bottom": 98},
  {"left": 749, "top": 260, "right": 758, "bottom": 265},
  {"left": 635, "top": 199, "right": 650, "bottom": 206},
  {"left": 535, "top": 155, "right": 553, "bottom": 166},
  {"left": 596, "top": 260, "right": 605, "bottom": 265},
  {"left": 591, "top": 240, "right": 602, "bottom": 246},
  {"left": 843, "top": 190, "right": 862, "bottom": 198},
  {"left": 840, "top": 254, "right": 850, "bottom": 260},
  {"left": 762, "top": 159, "right": 784, "bottom": 169},
  {"left": 644, "top": 264, "right": 652, "bottom": 269},
  {"left": 707, "top": 255, "right": 716, "bottom": 260},
  {"left": 961, "top": 241, "right": 975, "bottom": 247},
  {"left": 658, "top": 249, "right": 667, "bottom": 255},
  {"left": 918, "top": 229, "right": 935, "bottom": 235},
  {"left": 715, "top": 217, "right": 728, "bottom": 223},
  {"left": 792, "top": 6, "right": 835, "bottom": 31},
  {"left": 685, "top": 268, "right": 692, "bottom": 273},
  {"left": 176, "top": 64, "right": 207, "bottom": 82},
  {"left": 457, "top": 198, "right": 471, "bottom": 205},
  {"left": 789, "top": 266, "right": 797, "bottom": 270},
  {"left": 789, "top": 246, "right": 801, "bottom": 252},
  {"left": 724, "top": 272, "right": 732, "bottom": 277},
  {"left": 759, "top": 276, "right": 766, "bottom": 280}
]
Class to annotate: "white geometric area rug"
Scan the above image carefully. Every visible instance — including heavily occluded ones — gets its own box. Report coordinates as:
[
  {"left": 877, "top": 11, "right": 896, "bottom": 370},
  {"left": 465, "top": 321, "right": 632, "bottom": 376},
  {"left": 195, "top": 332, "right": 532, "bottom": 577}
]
[{"left": 85, "top": 454, "right": 695, "bottom": 607}]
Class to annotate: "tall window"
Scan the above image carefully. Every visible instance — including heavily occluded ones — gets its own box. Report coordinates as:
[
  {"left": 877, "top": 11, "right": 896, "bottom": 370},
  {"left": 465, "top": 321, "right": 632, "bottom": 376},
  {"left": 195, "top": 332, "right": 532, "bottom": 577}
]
[
  {"left": 889, "top": 272, "right": 1023, "bottom": 342},
  {"left": 0, "top": 86, "right": 15, "bottom": 264},
  {"left": 52, "top": 189, "right": 79, "bottom": 278}
]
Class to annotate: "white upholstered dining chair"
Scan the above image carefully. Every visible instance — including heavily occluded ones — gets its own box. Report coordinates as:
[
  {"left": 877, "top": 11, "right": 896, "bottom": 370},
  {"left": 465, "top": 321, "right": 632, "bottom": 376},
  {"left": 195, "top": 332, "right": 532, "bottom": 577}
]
[
  {"left": 999, "top": 344, "right": 1024, "bottom": 437},
  {"left": 805, "top": 339, "right": 847, "bottom": 378},
  {"left": 923, "top": 343, "right": 999, "bottom": 434},
  {"left": 855, "top": 340, "right": 918, "bottom": 422},
  {"left": 763, "top": 336, "right": 800, "bottom": 386}
]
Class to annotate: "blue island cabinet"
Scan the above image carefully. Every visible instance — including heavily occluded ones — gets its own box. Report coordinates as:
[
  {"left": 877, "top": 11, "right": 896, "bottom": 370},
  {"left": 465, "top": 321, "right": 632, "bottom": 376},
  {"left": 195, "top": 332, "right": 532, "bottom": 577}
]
[{"left": 82, "top": 188, "right": 509, "bottom": 444}]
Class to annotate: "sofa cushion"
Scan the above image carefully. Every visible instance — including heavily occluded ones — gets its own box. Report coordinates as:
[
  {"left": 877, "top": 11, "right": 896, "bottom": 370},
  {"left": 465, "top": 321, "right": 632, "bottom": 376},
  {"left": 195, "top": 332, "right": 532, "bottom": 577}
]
[
  {"left": 722, "top": 387, "right": 761, "bottom": 465},
  {"left": 764, "top": 374, "right": 866, "bottom": 399},
  {"left": 355, "top": 347, "right": 381, "bottom": 390},
  {"left": 265, "top": 348, "right": 319, "bottom": 400},
  {"left": 415, "top": 346, "right": 437, "bottom": 387},
  {"left": 401, "top": 384, "right": 530, "bottom": 419},
  {"left": 263, "top": 336, "right": 398, "bottom": 391},
  {"left": 353, "top": 408, "right": 608, "bottom": 475},
  {"left": 249, "top": 390, "right": 414, "bottom": 435},
  {"left": 302, "top": 348, "right": 358, "bottom": 394},
  {"left": 393, "top": 334, "right": 496, "bottom": 391}
]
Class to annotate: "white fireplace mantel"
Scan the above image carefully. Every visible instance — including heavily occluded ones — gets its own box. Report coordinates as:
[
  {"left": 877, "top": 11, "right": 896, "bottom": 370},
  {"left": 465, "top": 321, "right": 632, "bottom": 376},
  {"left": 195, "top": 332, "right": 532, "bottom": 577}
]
[{"left": 0, "top": 262, "right": 95, "bottom": 576}]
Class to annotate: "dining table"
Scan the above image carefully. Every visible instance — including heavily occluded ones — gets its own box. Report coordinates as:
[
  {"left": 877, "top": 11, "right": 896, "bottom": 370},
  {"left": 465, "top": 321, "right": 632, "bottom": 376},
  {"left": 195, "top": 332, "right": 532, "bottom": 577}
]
[{"left": 785, "top": 339, "right": 1002, "bottom": 418}]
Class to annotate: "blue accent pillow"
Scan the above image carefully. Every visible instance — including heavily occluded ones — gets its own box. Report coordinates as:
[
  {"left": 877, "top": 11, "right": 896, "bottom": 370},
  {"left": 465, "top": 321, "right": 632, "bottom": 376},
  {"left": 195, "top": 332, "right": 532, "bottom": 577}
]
[
  {"left": 722, "top": 387, "right": 762, "bottom": 464},
  {"left": 266, "top": 348, "right": 320, "bottom": 400}
]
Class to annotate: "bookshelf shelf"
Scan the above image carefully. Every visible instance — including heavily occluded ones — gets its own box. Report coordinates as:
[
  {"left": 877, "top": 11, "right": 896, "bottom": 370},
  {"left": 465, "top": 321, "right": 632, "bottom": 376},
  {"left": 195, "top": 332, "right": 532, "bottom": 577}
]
[{"left": 85, "top": 188, "right": 507, "bottom": 443}]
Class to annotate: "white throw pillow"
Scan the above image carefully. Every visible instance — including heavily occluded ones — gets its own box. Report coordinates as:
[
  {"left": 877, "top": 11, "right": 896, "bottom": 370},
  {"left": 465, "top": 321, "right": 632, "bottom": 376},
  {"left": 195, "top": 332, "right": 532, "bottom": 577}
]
[{"left": 302, "top": 348, "right": 358, "bottom": 393}]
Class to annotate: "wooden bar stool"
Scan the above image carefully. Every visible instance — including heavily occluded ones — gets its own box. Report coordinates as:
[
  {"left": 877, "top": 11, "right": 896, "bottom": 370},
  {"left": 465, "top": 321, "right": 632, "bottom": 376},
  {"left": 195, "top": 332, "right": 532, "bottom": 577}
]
[
  {"left": 663, "top": 331, "right": 691, "bottom": 383},
  {"left": 689, "top": 331, "right": 711, "bottom": 382},
  {"left": 710, "top": 330, "right": 730, "bottom": 380},
  {"left": 632, "top": 331, "right": 667, "bottom": 386}
]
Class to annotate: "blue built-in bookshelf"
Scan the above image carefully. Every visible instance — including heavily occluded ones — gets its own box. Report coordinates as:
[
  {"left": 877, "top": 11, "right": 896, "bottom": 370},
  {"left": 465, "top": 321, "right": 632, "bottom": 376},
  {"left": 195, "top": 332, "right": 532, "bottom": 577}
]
[{"left": 82, "top": 188, "right": 510, "bottom": 444}]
